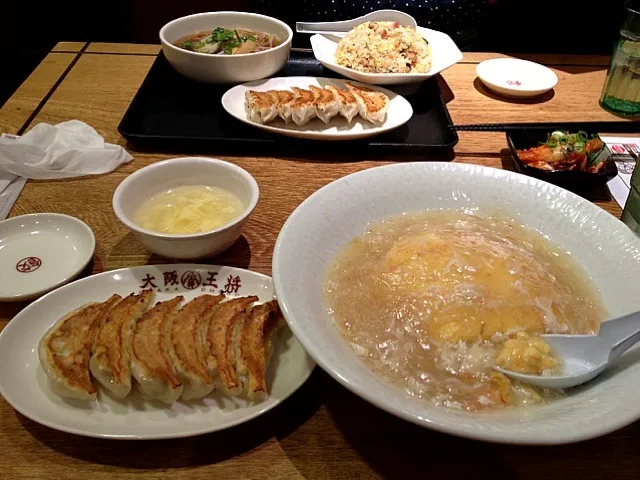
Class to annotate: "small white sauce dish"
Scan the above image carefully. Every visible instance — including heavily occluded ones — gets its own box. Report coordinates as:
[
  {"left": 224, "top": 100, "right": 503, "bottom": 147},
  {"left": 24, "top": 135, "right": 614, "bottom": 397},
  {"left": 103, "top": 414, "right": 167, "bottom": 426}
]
[
  {"left": 476, "top": 58, "right": 558, "bottom": 98},
  {"left": 112, "top": 157, "right": 259, "bottom": 260},
  {"left": 160, "top": 11, "right": 293, "bottom": 84},
  {"left": 0, "top": 213, "right": 95, "bottom": 302}
]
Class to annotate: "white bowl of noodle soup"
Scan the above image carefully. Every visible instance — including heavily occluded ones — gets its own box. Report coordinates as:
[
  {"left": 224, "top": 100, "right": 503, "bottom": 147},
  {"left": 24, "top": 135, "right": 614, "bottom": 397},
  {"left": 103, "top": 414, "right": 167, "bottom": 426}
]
[
  {"left": 160, "top": 11, "right": 292, "bottom": 84},
  {"left": 272, "top": 162, "right": 640, "bottom": 444}
]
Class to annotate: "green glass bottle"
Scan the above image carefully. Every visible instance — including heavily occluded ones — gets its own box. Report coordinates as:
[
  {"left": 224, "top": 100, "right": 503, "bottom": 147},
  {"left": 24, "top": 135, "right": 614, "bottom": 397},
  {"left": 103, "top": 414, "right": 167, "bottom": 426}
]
[
  {"left": 622, "top": 162, "right": 640, "bottom": 235},
  {"left": 600, "top": 1, "right": 640, "bottom": 116}
]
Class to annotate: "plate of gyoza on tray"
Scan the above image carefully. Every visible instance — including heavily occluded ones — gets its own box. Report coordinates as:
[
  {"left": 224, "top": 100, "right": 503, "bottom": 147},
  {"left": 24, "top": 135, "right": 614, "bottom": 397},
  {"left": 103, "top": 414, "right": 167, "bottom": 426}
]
[
  {"left": 0, "top": 265, "right": 314, "bottom": 439},
  {"left": 222, "top": 76, "right": 413, "bottom": 140}
]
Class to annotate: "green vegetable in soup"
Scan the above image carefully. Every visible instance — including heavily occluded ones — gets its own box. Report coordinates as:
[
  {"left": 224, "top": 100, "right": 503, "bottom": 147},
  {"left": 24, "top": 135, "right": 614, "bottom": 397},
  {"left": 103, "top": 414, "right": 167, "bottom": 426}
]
[
  {"left": 177, "top": 26, "right": 279, "bottom": 55},
  {"left": 222, "top": 39, "right": 239, "bottom": 55},
  {"left": 211, "top": 27, "right": 235, "bottom": 43}
]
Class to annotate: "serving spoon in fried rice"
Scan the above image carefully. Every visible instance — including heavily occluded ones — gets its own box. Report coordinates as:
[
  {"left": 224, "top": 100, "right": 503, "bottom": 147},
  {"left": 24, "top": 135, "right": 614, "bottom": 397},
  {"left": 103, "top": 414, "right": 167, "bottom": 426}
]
[{"left": 296, "top": 9, "right": 416, "bottom": 37}]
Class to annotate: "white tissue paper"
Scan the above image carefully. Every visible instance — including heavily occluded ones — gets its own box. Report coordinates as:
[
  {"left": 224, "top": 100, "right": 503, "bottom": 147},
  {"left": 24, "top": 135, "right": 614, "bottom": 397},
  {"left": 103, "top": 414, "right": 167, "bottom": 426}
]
[
  {"left": 0, "top": 120, "right": 133, "bottom": 180},
  {"left": 0, "top": 120, "right": 133, "bottom": 219}
]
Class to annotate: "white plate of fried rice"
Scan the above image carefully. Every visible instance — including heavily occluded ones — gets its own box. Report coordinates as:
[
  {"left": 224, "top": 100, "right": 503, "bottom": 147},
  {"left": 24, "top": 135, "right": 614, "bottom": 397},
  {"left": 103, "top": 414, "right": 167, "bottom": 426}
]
[{"left": 311, "top": 24, "right": 463, "bottom": 85}]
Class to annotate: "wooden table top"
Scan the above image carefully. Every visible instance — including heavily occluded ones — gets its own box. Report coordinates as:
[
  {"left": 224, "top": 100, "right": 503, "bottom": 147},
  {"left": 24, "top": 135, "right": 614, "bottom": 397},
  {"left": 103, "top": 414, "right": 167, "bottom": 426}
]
[{"left": 0, "top": 43, "right": 638, "bottom": 479}]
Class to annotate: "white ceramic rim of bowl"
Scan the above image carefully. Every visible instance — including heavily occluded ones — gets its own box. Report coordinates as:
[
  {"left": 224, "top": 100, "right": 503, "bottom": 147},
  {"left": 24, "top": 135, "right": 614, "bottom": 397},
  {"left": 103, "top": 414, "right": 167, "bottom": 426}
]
[
  {"left": 159, "top": 11, "right": 293, "bottom": 59},
  {"left": 0, "top": 213, "right": 95, "bottom": 301},
  {"left": 112, "top": 157, "right": 259, "bottom": 240},
  {"left": 272, "top": 161, "right": 640, "bottom": 444},
  {"left": 476, "top": 58, "right": 558, "bottom": 94}
]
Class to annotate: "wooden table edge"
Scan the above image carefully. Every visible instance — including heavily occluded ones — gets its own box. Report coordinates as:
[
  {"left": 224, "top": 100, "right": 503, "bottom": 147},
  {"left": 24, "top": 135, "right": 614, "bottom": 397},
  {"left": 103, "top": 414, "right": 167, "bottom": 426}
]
[
  {"left": 85, "top": 42, "right": 161, "bottom": 55},
  {"left": 51, "top": 41, "right": 87, "bottom": 53}
]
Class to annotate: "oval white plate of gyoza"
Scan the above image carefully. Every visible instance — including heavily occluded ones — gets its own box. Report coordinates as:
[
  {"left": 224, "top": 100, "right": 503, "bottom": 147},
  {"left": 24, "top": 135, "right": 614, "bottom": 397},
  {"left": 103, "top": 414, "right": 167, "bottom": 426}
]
[
  {"left": 0, "top": 264, "right": 314, "bottom": 439},
  {"left": 221, "top": 76, "right": 413, "bottom": 140}
]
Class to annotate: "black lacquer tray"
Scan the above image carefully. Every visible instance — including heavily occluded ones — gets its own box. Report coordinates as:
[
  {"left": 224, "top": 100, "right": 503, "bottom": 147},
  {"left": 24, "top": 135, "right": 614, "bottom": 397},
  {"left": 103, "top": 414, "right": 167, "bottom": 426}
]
[{"left": 118, "top": 50, "right": 458, "bottom": 155}]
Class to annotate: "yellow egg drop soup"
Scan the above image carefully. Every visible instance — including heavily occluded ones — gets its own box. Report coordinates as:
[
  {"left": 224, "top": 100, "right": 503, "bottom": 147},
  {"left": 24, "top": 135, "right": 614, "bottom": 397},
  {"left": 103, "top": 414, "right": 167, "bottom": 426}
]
[{"left": 135, "top": 185, "right": 245, "bottom": 234}]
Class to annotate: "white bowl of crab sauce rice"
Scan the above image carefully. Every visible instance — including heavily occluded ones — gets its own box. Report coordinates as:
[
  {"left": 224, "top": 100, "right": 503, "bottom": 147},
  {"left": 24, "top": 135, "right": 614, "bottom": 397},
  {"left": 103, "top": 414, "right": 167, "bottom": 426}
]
[{"left": 272, "top": 162, "right": 640, "bottom": 444}]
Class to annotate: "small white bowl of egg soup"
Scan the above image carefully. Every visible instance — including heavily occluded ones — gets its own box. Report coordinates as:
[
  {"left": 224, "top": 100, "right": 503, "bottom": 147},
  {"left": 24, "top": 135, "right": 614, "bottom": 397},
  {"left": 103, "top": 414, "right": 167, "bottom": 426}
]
[{"left": 113, "top": 157, "right": 259, "bottom": 259}]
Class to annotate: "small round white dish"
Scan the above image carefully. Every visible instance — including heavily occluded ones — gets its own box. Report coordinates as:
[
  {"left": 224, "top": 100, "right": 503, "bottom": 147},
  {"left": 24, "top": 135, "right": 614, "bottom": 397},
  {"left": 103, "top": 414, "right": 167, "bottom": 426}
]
[
  {"left": 0, "top": 213, "right": 95, "bottom": 302},
  {"left": 310, "top": 27, "right": 463, "bottom": 85},
  {"left": 272, "top": 162, "right": 640, "bottom": 445},
  {"left": 476, "top": 58, "right": 558, "bottom": 98},
  {"left": 112, "top": 157, "right": 259, "bottom": 260},
  {"left": 222, "top": 76, "right": 413, "bottom": 140},
  {"left": 160, "top": 11, "right": 292, "bottom": 84},
  {"left": 0, "top": 264, "right": 315, "bottom": 439}
]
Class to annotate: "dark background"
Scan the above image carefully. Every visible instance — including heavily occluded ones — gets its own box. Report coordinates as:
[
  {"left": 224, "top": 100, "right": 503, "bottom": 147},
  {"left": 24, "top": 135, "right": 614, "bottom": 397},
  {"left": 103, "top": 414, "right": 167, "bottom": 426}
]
[{"left": 0, "top": 0, "right": 626, "bottom": 108}]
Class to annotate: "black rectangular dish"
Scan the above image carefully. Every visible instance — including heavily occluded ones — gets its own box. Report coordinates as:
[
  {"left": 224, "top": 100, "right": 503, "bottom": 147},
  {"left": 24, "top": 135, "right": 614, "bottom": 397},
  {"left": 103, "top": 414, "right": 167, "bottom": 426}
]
[
  {"left": 118, "top": 50, "right": 458, "bottom": 155},
  {"left": 507, "top": 128, "right": 617, "bottom": 192}
]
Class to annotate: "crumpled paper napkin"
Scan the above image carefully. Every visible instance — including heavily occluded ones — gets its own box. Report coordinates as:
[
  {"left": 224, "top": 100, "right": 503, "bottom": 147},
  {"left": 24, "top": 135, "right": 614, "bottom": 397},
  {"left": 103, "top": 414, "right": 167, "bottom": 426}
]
[
  {"left": 0, "top": 120, "right": 132, "bottom": 180},
  {"left": 0, "top": 120, "right": 133, "bottom": 219}
]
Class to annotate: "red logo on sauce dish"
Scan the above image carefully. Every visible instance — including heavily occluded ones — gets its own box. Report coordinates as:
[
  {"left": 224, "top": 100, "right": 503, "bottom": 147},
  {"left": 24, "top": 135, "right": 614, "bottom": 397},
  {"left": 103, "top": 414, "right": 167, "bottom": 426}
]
[
  {"left": 16, "top": 256, "right": 42, "bottom": 273},
  {"left": 506, "top": 80, "right": 522, "bottom": 87}
]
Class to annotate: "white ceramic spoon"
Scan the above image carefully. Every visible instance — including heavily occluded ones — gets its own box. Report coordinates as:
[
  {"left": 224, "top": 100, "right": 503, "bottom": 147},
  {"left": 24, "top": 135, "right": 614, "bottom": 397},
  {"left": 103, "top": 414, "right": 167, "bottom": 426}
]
[
  {"left": 296, "top": 9, "right": 417, "bottom": 37},
  {"left": 496, "top": 310, "right": 640, "bottom": 389}
]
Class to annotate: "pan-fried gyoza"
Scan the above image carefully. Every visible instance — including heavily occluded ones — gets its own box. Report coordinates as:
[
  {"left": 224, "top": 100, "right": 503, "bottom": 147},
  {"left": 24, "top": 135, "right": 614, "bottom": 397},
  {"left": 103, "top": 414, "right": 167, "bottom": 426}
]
[
  {"left": 245, "top": 82, "right": 389, "bottom": 126},
  {"left": 39, "top": 292, "right": 285, "bottom": 404}
]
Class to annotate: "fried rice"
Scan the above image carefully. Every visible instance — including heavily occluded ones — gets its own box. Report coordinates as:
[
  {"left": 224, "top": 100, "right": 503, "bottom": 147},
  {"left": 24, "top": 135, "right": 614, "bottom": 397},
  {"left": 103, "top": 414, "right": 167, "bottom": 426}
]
[{"left": 335, "top": 21, "right": 431, "bottom": 74}]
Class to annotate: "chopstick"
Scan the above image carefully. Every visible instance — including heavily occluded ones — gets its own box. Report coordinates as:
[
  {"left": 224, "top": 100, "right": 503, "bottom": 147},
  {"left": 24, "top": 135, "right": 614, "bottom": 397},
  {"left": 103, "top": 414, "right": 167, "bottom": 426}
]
[{"left": 451, "top": 122, "right": 640, "bottom": 133}]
